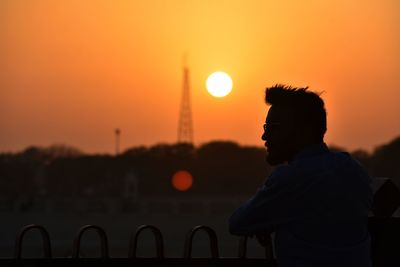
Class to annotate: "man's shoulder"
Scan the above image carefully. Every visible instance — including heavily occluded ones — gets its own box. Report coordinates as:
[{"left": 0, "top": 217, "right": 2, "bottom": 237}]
[
  {"left": 266, "top": 164, "right": 299, "bottom": 186},
  {"left": 295, "top": 148, "right": 355, "bottom": 166},
  {"left": 288, "top": 149, "right": 366, "bottom": 177},
  {"left": 327, "top": 150, "right": 367, "bottom": 170},
  {"left": 270, "top": 165, "right": 293, "bottom": 177},
  {"left": 268, "top": 149, "right": 368, "bottom": 182},
  {"left": 296, "top": 149, "right": 370, "bottom": 181}
]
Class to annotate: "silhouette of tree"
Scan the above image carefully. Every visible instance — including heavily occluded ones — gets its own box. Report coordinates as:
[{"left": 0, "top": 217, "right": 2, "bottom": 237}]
[
  {"left": 351, "top": 149, "right": 371, "bottom": 170},
  {"left": 194, "top": 141, "right": 269, "bottom": 195},
  {"left": 369, "top": 137, "right": 400, "bottom": 186},
  {"left": 1, "top": 138, "right": 399, "bottom": 198}
]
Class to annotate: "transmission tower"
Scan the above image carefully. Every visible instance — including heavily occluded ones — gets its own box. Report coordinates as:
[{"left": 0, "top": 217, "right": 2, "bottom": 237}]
[{"left": 177, "top": 60, "right": 193, "bottom": 144}]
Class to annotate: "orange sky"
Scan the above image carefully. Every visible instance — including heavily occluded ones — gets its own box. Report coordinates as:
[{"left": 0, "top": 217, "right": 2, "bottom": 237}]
[{"left": 1, "top": 0, "right": 399, "bottom": 154}]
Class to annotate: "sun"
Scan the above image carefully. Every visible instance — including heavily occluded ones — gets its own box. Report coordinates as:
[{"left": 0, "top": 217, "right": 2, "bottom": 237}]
[
  {"left": 171, "top": 170, "right": 193, "bottom": 191},
  {"left": 206, "top": 71, "right": 233, "bottom": 97}
]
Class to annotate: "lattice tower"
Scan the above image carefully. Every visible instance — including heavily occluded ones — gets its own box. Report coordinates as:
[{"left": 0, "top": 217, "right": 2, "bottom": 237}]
[{"left": 177, "top": 64, "right": 193, "bottom": 144}]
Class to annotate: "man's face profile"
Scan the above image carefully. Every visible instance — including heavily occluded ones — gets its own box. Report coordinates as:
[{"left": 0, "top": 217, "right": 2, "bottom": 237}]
[{"left": 262, "top": 105, "right": 295, "bottom": 165}]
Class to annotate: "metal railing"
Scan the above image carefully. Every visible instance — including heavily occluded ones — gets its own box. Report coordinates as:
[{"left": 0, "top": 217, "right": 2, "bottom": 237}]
[
  {"left": 129, "top": 225, "right": 164, "bottom": 259},
  {"left": 2, "top": 217, "right": 399, "bottom": 266},
  {"left": 5, "top": 223, "right": 275, "bottom": 266}
]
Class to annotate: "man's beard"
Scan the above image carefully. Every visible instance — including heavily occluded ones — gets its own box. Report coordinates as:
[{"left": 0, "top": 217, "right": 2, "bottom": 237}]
[
  {"left": 266, "top": 150, "right": 286, "bottom": 166},
  {"left": 265, "top": 144, "right": 296, "bottom": 166}
]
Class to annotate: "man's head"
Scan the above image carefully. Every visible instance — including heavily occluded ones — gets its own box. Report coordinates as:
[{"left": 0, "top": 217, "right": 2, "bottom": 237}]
[{"left": 262, "top": 84, "right": 327, "bottom": 165}]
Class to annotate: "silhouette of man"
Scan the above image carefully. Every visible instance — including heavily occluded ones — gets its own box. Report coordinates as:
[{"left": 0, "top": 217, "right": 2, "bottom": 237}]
[{"left": 229, "top": 85, "right": 372, "bottom": 266}]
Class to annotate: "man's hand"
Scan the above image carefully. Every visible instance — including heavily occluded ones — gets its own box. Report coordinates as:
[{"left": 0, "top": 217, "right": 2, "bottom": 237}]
[{"left": 256, "top": 234, "right": 272, "bottom": 247}]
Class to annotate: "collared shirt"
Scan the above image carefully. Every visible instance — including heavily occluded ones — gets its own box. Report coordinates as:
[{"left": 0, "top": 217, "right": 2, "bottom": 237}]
[{"left": 229, "top": 143, "right": 372, "bottom": 266}]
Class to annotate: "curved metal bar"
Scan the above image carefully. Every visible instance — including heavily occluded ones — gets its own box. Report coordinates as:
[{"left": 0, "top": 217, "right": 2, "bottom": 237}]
[
  {"left": 72, "top": 225, "right": 109, "bottom": 258},
  {"left": 184, "top": 225, "right": 219, "bottom": 259},
  {"left": 14, "top": 224, "right": 52, "bottom": 259},
  {"left": 128, "top": 225, "right": 164, "bottom": 258},
  {"left": 238, "top": 236, "right": 248, "bottom": 258}
]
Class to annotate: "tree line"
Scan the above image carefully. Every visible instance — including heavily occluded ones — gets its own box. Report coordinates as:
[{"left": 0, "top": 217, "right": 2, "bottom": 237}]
[{"left": 0, "top": 137, "right": 399, "bottom": 199}]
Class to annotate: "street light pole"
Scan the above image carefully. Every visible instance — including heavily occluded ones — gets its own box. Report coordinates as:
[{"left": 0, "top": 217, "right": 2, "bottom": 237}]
[{"left": 115, "top": 128, "right": 121, "bottom": 155}]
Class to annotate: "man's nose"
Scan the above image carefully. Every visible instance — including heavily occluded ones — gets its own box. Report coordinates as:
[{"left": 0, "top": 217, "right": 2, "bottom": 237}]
[{"left": 261, "top": 131, "right": 267, "bottom": 141}]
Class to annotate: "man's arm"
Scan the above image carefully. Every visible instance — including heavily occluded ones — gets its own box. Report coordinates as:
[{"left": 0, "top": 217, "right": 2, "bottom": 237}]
[{"left": 229, "top": 165, "right": 302, "bottom": 236}]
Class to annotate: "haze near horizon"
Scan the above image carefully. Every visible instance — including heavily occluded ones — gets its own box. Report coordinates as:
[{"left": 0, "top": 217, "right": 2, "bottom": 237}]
[{"left": 1, "top": 0, "right": 399, "bottom": 153}]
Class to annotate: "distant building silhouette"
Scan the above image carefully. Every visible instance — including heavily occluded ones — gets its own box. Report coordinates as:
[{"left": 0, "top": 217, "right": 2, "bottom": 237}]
[{"left": 124, "top": 170, "right": 139, "bottom": 201}]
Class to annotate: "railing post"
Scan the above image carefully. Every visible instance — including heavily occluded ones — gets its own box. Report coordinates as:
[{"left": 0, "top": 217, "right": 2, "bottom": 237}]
[
  {"left": 72, "top": 225, "right": 109, "bottom": 258},
  {"left": 184, "top": 225, "right": 219, "bottom": 259},
  {"left": 128, "top": 225, "right": 164, "bottom": 258},
  {"left": 14, "top": 224, "right": 52, "bottom": 259}
]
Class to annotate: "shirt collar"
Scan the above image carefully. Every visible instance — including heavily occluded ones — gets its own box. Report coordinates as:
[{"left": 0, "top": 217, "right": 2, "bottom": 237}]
[{"left": 292, "top": 142, "right": 330, "bottom": 162}]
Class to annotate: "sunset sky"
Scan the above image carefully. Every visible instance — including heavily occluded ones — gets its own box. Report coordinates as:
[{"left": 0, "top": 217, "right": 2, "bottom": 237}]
[{"left": 1, "top": 0, "right": 399, "bottom": 154}]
